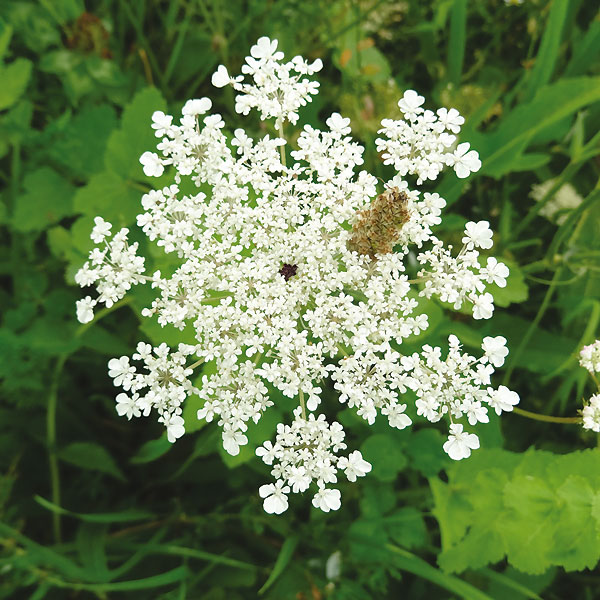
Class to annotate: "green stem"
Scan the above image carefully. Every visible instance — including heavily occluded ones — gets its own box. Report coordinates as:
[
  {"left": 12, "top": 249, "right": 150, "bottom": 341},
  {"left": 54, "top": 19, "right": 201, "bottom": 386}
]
[
  {"left": 47, "top": 354, "right": 67, "bottom": 543},
  {"left": 298, "top": 389, "right": 307, "bottom": 420},
  {"left": 502, "top": 268, "right": 560, "bottom": 386},
  {"left": 46, "top": 297, "right": 134, "bottom": 543},
  {"left": 512, "top": 406, "right": 580, "bottom": 424},
  {"left": 277, "top": 120, "right": 286, "bottom": 168}
]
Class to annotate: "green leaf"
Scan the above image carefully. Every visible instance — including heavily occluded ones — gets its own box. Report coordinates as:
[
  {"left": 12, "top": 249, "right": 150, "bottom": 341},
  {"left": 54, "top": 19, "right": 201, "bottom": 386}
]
[
  {"left": 35, "top": 495, "right": 154, "bottom": 523},
  {"left": 0, "top": 57, "right": 32, "bottom": 110},
  {"left": 47, "top": 104, "right": 117, "bottom": 177},
  {"left": 387, "top": 544, "right": 494, "bottom": 600},
  {"left": 58, "top": 442, "right": 127, "bottom": 482},
  {"left": 105, "top": 87, "right": 167, "bottom": 180},
  {"left": 258, "top": 535, "right": 299, "bottom": 595},
  {"left": 476, "top": 77, "right": 600, "bottom": 178},
  {"left": 73, "top": 170, "right": 141, "bottom": 226},
  {"left": 522, "top": 0, "right": 568, "bottom": 101},
  {"left": 405, "top": 429, "right": 449, "bottom": 477},
  {"left": 0, "top": 21, "right": 13, "bottom": 60},
  {"left": 360, "top": 434, "right": 407, "bottom": 482},
  {"left": 12, "top": 167, "right": 75, "bottom": 232},
  {"left": 486, "top": 258, "right": 529, "bottom": 307},
  {"left": 130, "top": 436, "right": 173, "bottom": 464},
  {"left": 447, "top": 0, "right": 467, "bottom": 85},
  {"left": 76, "top": 522, "right": 110, "bottom": 581}
]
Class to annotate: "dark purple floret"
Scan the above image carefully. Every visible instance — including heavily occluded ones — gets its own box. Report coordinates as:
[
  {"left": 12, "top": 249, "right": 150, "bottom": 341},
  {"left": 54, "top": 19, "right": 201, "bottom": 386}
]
[{"left": 279, "top": 263, "right": 298, "bottom": 281}]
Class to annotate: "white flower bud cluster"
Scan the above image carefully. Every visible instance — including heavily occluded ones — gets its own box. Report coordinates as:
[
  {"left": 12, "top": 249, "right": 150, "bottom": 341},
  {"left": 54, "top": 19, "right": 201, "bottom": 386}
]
[
  {"left": 75, "top": 217, "right": 146, "bottom": 323},
  {"left": 376, "top": 90, "right": 481, "bottom": 185},
  {"left": 111, "top": 342, "right": 198, "bottom": 442},
  {"left": 256, "top": 408, "right": 372, "bottom": 513},
  {"left": 75, "top": 38, "right": 519, "bottom": 513}
]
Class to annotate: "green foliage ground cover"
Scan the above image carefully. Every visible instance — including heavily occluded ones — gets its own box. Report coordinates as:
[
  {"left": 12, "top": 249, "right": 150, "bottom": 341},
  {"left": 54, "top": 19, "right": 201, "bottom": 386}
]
[{"left": 0, "top": 0, "right": 599, "bottom": 598}]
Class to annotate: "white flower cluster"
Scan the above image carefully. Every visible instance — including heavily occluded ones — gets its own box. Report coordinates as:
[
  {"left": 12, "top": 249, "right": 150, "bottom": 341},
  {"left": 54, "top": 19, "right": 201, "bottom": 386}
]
[
  {"left": 417, "top": 223, "right": 509, "bottom": 320},
  {"left": 402, "top": 335, "right": 518, "bottom": 460},
  {"left": 75, "top": 217, "right": 146, "bottom": 323},
  {"left": 582, "top": 394, "right": 600, "bottom": 433},
  {"left": 110, "top": 342, "right": 198, "bottom": 442},
  {"left": 256, "top": 408, "right": 372, "bottom": 513},
  {"left": 579, "top": 341, "right": 600, "bottom": 375},
  {"left": 211, "top": 36, "right": 323, "bottom": 125},
  {"left": 579, "top": 341, "right": 600, "bottom": 433},
  {"left": 376, "top": 90, "right": 481, "bottom": 184},
  {"left": 530, "top": 179, "right": 583, "bottom": 225},
  {"left": 75, "top": 38, "right": 519, "bottom": 513}
]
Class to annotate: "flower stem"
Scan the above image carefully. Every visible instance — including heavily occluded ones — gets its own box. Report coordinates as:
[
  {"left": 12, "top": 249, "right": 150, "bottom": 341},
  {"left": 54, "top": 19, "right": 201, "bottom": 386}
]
[
  {"left": 46, "top": 296, "right": 134, "bottom": 543},
  {"left": 277, "top": 120, "right": 286, "bottom": 168},
  {"left": 512, "top": 406, "right": 580, "bottom": 424},
  {"left": 299, "top": 389, "right": 307, "bottom": 420}
]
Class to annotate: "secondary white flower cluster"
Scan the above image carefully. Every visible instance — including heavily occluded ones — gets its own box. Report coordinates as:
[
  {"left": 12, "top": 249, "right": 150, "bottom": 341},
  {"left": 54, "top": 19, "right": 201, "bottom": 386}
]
[
  {"left": 75, "top": 38, "right": 518, "bottom": 513},
  {"left": 376, "top": 90, "right": 481, "bottom": 184},
  {"left": 402, "top": 335, "right": 518, "bottom": 459},
  {"left": 580, "top": 341, "right": 600, "bottom": 433},
  {"left": 75, "top": 217, "right": 145, "bottom": 323},
  {"left": 256, "top": 408, "right": 372, "bottom": 514},
  {"left": 579, "top": 341, "right": 600, "bottom": 375},
  {"left": 582, "top": 394, "right": 600, "bottom": 433},
  {"left": 417, "top": 224, "right": 509, "bottom": 320},
  {"left": 110, "top": 342, "right": 198, "bottom": 442},
  {"left": 211, "top": 36, "right": 323, "bottom": 125}
]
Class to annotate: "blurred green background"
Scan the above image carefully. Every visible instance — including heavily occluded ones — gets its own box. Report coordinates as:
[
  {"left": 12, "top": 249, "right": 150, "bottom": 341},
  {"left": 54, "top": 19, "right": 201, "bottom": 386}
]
[{"left": 1, "top": 0, "right": 600, "bottom": 598}]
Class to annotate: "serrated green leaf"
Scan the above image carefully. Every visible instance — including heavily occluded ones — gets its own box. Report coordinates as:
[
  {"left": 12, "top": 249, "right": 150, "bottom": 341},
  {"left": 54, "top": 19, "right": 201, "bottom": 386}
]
[
  {"left": 47, "top": 104, "right": 117, "bottom": 177},
  {"left": 59, "top": 442, "right": 126, "bottom": 482},
  {"left": 13, "top": 167, "right": 75, "bottom": 232},
  {"left": 73, "top": 170, "right": 141, "bottom": 225},
  {"left": 105, "top": 87, "right": 166, "bottom": 180}
]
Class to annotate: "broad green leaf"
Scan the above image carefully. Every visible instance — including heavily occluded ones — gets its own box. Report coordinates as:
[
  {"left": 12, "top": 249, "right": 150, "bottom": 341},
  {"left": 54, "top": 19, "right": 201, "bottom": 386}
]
[
  {"left": 46, "top": 104, "right": 117, "bottom": 177},
  {"left": 73, "top": 170, "right": 141, "bottom": 226},
  {"left": 105, "top": 87, "right": 166, "bottom": 180},
  {"left": 0, "top": 57, "right": 32, "bottom": 110},
  {"left": 58, "top": 442, "right": 126, "bottom": 481},
  {"left": 12, "top": 167, "right": 75, "bottom": 232}
]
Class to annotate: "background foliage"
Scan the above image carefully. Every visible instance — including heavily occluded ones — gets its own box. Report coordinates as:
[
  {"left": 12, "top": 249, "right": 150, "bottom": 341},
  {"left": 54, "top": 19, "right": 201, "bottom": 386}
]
[{"left": 1, "top": 0, "right": 599, "bottom": 598}]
